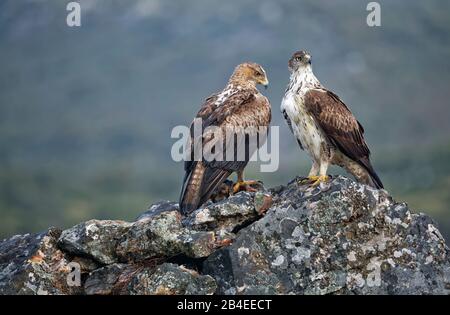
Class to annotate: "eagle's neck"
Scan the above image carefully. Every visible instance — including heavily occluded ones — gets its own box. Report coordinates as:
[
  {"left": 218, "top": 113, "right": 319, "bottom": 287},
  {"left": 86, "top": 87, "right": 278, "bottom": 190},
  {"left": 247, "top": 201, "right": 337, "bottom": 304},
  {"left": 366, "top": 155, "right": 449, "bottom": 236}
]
[
  {"left": 287, "top": 65, "right": 321, "bottom": 93},
  {"left": 228, "top": 77, "right": 257, "bottom": 91}
]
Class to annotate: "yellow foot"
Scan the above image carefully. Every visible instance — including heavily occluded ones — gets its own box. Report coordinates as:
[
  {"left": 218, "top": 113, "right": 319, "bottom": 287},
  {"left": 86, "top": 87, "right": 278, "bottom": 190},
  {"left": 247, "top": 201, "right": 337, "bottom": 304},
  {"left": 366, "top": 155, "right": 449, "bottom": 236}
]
[
  {"left": 311, "top": 175, "right": 330, "bottom": 187},
  {"left": 298, "top": 175, "right": 320, "bottom": 185},
  {"left": 233, "top": 180, "right": 259, "bottom": 193}
]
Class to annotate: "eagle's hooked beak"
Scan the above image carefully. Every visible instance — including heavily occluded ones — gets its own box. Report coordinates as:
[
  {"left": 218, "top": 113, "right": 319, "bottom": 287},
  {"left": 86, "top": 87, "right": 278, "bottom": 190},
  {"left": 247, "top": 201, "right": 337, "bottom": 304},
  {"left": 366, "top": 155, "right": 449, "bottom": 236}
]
[
  {"left": 305, "top": 54, "right": 312, "bottom": 65},
  {"left": 262, "top": 79, "right": 269, "bottom": 90}
]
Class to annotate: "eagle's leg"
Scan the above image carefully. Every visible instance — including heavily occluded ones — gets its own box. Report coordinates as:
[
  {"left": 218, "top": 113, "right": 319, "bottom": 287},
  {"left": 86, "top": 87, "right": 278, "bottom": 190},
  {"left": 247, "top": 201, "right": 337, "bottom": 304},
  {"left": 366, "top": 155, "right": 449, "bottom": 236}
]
[
  {"left": 233, "top": 170, "right": 258, "bottom": 193},
  {"left": 311, "top": 160, "right": 330, "bottom": 186},
  {"left": 298, "top": 161, "right": 320, "bottom": 184}
]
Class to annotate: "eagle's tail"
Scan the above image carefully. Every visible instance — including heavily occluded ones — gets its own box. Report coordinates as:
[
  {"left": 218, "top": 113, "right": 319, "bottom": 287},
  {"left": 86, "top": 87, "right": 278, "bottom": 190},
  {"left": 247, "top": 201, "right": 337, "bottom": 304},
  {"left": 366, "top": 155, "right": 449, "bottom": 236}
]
[
  {"left": 366, "top": 169, "right": 384, "bottom": 189},
  {"left": 179, "top": 162, "right": 205, "bottom": 215},
  {"left": 358, "top": 157, "right": 384, "bottom": 189},
  {"left": 179, "top": 162, "right": 232, "bottom": 215}
]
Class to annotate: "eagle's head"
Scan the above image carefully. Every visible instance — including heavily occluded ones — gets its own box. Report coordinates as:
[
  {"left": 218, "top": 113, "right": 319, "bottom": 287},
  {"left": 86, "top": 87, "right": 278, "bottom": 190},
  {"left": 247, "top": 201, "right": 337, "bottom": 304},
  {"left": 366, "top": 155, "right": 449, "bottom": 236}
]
[
  {"left": 231, "top": 63, "right": 269, "bottom": 89},
  {"left": 288, "top": 50, "right": 312, "bottom": 72}
]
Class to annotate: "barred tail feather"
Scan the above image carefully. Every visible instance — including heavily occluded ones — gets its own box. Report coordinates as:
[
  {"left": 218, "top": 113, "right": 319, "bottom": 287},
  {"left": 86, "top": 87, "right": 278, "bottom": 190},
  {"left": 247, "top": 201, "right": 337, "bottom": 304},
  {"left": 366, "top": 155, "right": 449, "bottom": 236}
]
[
  {"left": 367, "top": 169, "right": 384, "bottom": 189},
  {"left": 357, "top": 157, "right": 384, "bottom": 189},
  {"left": 179, "top": 162, "right": 205, "bottom": 215}
]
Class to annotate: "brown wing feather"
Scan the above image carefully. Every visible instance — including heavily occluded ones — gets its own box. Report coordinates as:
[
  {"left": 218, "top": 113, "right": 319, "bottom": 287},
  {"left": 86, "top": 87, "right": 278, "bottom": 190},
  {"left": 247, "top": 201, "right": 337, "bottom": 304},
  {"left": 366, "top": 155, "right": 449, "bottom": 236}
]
[
  {"left": 304, "top": 89, "right": 383, "bottom": 189},
  {"left": 180, "top": 88, "right": 271, "bottom": 214},
  {"left": 304, "top": 89, "right": 369, "bottom": 160}
]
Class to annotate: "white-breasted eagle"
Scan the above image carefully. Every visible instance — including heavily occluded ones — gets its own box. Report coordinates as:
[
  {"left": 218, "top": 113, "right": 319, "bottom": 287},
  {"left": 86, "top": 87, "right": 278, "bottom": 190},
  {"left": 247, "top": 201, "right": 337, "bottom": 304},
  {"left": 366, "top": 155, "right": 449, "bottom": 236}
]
[{"left": 281, "top": 50, "right": 383, "bottom": 189}]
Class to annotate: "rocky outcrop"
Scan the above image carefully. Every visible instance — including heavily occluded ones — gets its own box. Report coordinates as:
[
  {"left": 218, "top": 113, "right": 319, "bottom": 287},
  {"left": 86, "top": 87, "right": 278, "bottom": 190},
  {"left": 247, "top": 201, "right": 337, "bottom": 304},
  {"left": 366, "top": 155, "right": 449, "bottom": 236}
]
[
  {"left": 0, "top": 228, "right": 86, "bottom": 295},
  {"left": 1, "top": 176, "right": 449, "bottom": 295},
  {"left": 204, "top": 177, "right": 450, "bottom": 294},
  {"left": 83, "top": 262, "right": 216, "bottom": 295}
]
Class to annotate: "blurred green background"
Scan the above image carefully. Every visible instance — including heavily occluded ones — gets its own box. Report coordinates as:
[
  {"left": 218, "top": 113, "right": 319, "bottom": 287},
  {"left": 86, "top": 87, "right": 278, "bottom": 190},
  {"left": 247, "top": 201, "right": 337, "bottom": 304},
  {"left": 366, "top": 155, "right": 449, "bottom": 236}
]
[{"left": 1, "top": 0, "right": 449, "bottom": 241}]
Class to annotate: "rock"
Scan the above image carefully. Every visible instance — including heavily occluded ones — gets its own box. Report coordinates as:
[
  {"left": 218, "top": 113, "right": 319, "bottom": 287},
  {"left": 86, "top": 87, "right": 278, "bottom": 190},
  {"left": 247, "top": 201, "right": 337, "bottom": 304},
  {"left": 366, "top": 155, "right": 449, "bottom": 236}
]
[
  {"left": 183, "top": 191, "right": 267, "bottom": 241},
  {"left": 84, "top": 263, "right": 130, "bottom": 295},
  {"left": 0, "top": 228, "right": 80, "bottom": 295},
  {"left": 127, "top": 263, "right": 217, "bottom": 295},
  {"left": 209, "top": 179, "right": 234, "bottom": 203},
  {"left": 135, "top": 201, "right": 179, "bottom": 221},
  {"left": 1, "top": 175, "right": 450, "bottom": 295},
  {"left": 84, "top": 262, "right": 216, "bottom": 295},
  {"left": 203, "top": 176, "right": 450, "bottom": 295},
  {"left": 208, "top": 179, "right": 266, "bottom": 204},
  {"left": 254, "top": 191, "right": 273, "bottom": 215},
  {"left": 58, "top": 219, "right": 131, "bottom": 265},
  {"left": 70, "top": 256, "right": 101, "bottom": 274},
  {"left": 117, "top": 210, "right": 216, "bottom": 262}
]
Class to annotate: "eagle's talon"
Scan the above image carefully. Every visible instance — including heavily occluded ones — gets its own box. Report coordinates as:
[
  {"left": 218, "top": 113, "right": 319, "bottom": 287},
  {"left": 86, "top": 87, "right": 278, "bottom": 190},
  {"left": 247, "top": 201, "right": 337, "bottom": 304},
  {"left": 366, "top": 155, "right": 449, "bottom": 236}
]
[
  {"left": 298, "top": 175, "right": 320, "bottom": 185},
  {"left": 233, "top": 180, "right": 259, "bottom": 194},
  {"left": 311, "top": 175, "right": 329, "bottom": 187}
]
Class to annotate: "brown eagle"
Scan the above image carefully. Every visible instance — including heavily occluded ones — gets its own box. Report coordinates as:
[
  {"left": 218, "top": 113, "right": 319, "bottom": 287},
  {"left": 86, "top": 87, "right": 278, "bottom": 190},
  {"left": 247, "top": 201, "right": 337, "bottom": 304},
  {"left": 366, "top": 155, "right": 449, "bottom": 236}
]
[
  {"left": 179, "top": 63, "right": 271, "bottom": 215},
  {"left": 281, "top": 50, "right": 383, "bottom": 188}
]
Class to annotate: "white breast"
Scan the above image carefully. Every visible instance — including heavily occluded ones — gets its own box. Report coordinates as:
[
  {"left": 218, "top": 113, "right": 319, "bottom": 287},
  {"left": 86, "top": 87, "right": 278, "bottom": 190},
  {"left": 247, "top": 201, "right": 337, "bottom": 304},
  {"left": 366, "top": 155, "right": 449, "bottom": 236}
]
[{"left": 281, "top": 90, "right": 325, "bottom": 161}]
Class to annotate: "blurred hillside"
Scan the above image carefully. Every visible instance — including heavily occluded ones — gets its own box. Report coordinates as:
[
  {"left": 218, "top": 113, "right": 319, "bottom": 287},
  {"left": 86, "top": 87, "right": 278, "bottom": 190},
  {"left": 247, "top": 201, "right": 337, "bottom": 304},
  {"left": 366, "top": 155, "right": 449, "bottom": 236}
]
[{"left": 1, "top": 0, "right": 449, "bottom": 240}]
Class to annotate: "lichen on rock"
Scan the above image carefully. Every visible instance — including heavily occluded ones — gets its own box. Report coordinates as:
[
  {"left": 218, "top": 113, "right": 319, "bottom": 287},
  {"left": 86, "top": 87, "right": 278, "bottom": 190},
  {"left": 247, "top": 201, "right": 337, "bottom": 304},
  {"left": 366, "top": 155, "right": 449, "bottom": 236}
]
[
  {"left": 1, "top": 176, "right": 449, "bottom": 295},
  {"left": 203, "top": 176, "right": 450, "bottom": 295},
  {"left": 116, "top": 210, "right": 216, "bottom": 262},
  {"left": 83, "top": 262, "right": 216, "bottom": 295},
  {"left": 58, "top": 219, "right": 132, "bottom": 265},
  {"left": 0, "top": 228, "right": 82, "bottom": 295}
]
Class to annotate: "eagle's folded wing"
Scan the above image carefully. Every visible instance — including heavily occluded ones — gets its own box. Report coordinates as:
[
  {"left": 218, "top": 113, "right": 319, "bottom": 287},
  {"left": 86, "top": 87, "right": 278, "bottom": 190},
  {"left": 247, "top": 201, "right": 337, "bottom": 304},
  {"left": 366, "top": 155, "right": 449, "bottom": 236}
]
[
  {"left": 304, "top": 89, "right": 370, "bottom": 161},
  {"left": 180, "top": 89, "right": 270, "bottom": 214},
  {"left": 303, "top": 88, "right": 383, "bottom": 188}
]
